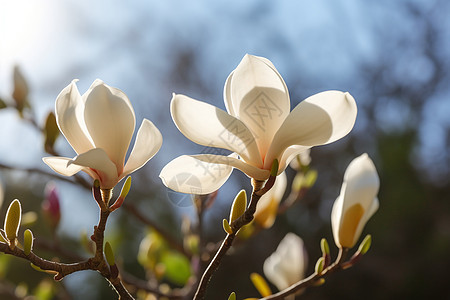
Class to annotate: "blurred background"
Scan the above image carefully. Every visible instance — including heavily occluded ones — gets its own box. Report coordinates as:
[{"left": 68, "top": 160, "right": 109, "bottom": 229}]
[{"left": 0, "top": 0, "right": 449, "bottom": 299}]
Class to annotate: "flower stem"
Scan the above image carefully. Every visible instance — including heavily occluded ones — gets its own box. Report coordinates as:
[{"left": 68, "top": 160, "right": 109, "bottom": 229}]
[{"left": 193, "top": 179, "right": 267, "bottom": 300}]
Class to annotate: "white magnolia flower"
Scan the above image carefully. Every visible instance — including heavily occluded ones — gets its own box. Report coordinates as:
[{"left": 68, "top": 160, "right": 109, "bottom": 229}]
[
  {"left": 254, "top": 172, "right": 287, "bottom": 228},
  {"left": 263, "top": 233, "right": 307, "bottom": 293},
  {"left": 43, "top": 79, "right": 162, "bottom": 189},
  {"left": 160, "top": 54, "right": 357, "bottom": 194},
  {"left": 331, "top": 153, "right": 379, "bottom": 248}
]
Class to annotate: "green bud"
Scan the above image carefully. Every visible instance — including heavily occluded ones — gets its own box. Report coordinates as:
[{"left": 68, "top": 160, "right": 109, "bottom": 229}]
[
  {"left": 24, "top": 229, "right": 34, "bottom": 255},
  {"left": 222, "top": 219, "right": 233, "bottom": 235},
  {"left": 104, "top": 242, "right": 115, "bottom": 266},
  {"left": 250, "top": 272, "right": 272, "bottom": 297},
  {"left": 315, "top": 257, "right": 324, "bottom": 274},
  {"left": 44, "top": 111, "right": 59, "bottom": 153},
  {"left": 270, "top": 159, "right": 279, "bottom": 177},
  {"left": 304, "top": 170, "right": 318, "bottom": 188},
  {"left": 358, "top": 234, "right": 372, "bottom": 255},
  {"left": 229, "top": 190, "right": 247, "bottom": 224},
  {"left": 313, "top": 278, "right": 325, "bottom": 286},
  {"left": 4, "top": 199, "right": 22, "bottom": 244},
  {"left": 320, "top": 238, "right": 330, "bottom": 256},
  {"left": 228, "top": 292, "right": 236, "bottom": 300}
]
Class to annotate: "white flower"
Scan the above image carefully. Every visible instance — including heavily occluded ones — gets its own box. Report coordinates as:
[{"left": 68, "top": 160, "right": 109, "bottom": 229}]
[
  {"left": 331, "top": 153, "right": 379, "bottom": 248},
  {"left": 263, "top": 233, "right": 307, "bottom": 292},
  {"left": 254, "top": 172, "right": 287, "bottom": 228},
  {"left": 43, "top": 79, "right": 162, "bottom": 189},
  {"left": 160, "top": 54, "right": 357, "bottom": 194}
]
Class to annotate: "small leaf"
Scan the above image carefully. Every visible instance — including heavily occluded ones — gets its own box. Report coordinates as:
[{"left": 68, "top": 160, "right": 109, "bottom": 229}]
[
  {"left": 223, "top": 219, "right": 233, "bottom": 234},
  {"left": 229, "top": 190, "right": 247, "bottom": 224},
  {"left": 270, "top": 159, "right": 279, "bottom": 177},
  {"left": 358, "top": 234, "right": 372, "bottom": 255},
  {"left": 250, "top": 273, "right": 272, "bottom": 297},
  {"left": 304, "top": 170, "right": 318, "bottom": 188},
  {"left": 104, "top": 242, "right": 115, "bottom": 266},
  {"left": 228, "top": 292, "right": 236, "bottom": 300},
  {"left": 315, "top": 257, "right": 324, "bottom": 274},
  {"left": 4, "top": 199, "right": 22, "bottom": 243},
  {"left": 24, "top": 229, "right": 34, "bottom": 255}
]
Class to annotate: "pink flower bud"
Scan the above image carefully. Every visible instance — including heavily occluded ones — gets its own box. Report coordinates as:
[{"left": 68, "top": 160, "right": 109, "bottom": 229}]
[{"left": 42, "top": 182, "right": 61, "bottom": 229}]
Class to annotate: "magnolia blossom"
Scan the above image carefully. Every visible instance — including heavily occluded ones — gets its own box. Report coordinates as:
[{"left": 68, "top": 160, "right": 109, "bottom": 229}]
[
  {"left": 331, "top": 153, "right": 379, "bottom": 249},
  {"left": 254, "top": 172, "right": 287, "bottom": 228},
  {"left": 263, "top": 233, "right": 307, "bottom": 293},
  {"left": 43, "top": 79, "right": 162, "bottom": 189},
  {"left": 160, "top": 54, "right": 357, "bottom": 194}
]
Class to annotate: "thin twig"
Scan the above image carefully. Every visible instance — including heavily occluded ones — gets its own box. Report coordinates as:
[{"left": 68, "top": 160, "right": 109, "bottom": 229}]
[{"left": 193, "top": 179, "right": 268, "bottom": 300}]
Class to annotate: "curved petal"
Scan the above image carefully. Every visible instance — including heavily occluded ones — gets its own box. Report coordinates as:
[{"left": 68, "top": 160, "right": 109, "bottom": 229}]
[
  {"left": 352, "top": 197, "right": 379, "bottom": 246},
  {"left": 171, "top": 94, "right": 262, "bottom": 167},
  {"left": 68, "top": 148, "right": 119, "bottom": 189},
  {"left": 42, "top": 156, "right": 85, "bottom": 176},
  {"left": 55, "top": 80, "right": 94, "bottom": 154},
  {"left": 122, "top": 119, "right": 163, "bottom": 178},
  {"left": 83, "top": 80, "right": 136, "bottom": 172},
  {"left": 278, "top": 145, "right": 311, "bottom": 174},
  {"left": 160, "top": 155, "right": 234, "bottom": 195},
  {"left": 223, "top": 70, "right": 236, "bottom": 116},
  {"left": 265, "top": 91, "right": 357, "bottom": 169},
  {"left": 190, "top": 154, "right": 270, "bottom": 180},
  {"left": 229, "top": 55, "right": 290, "bottom": 158}
]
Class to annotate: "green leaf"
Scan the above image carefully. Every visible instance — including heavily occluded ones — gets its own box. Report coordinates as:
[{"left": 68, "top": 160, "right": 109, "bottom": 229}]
[
  {"left": 24, "top": 229, "right": 34, "bottom": 255},
  {"left": 358, "top": 234, "right": 372, "bottom": 255}
]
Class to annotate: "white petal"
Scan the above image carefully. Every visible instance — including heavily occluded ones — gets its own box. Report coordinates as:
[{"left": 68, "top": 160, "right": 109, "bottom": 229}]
[
  {"left": 352, "top": 197, "right": 379, "bottom": 246},
  {"left": 341, "top": 153, "right": 380, "bottom": 211},
  {"left": 122, "top": 119, "right": 163, "bottom": 178},
  {"left": 43, "top": 157, "right": 85, "bottom": 176},
  {"left": 159, "top": 155, "right": 234, "bottom": 195},
  {"left": 258, "top": 172, "right": 287, "bottom": 212},
  {"left": 171, "top": 94, "right": 262, "bottom": 167},
  {"left": 83, "top": 80, "right": 136, "bottom": 172},
  {"left": 55, "top": 80, "right": 94, "bottom": 154},
  {"left": 265, "top": 91, "right": 357, "bottom": 169},
  {"left": 69, "top": 148, "right": 119, "bottom": 189},
  {"left": 189, "top": 154, "right": 270, "bottom": 180},
  {"left": 278, "top": 145, "right": 311, "bottom": 174},
  {"left": 229, "top": 55, "right": 290, "bottom": 157}
]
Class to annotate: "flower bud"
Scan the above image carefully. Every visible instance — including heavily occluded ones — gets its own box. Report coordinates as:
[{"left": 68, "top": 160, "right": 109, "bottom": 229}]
[
  {"left": 228, "top": 292, "right": 236, "bottom": 300},
  {"left": 104, "top": 241, "right": 115, "bottom": 266},
  {"left": 229, "top": 190, "right": 247, "bottom": 224},
  {"left": 24, "top": 229, "right": 34, "bottom": 255},
  {"left": 42, "top": 182, "right": 61, "bottom": 229},
  {"left": 12, "top": 66, "right": 29, "bottom": 115},
  {"left": 331, "top": 154, "right": 379, "bottom": 249},
  {"left": 250, "top": 273, "right": 272, "bottom": 297},
  {"left": 4, "top": 199, "right": 22, "bottom": 247}
]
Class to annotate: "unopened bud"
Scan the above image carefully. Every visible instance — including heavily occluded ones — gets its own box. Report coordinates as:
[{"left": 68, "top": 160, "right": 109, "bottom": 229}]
[
  {"left": 313, "top": 278, "right": 325, "bottom": 286},
  {"left": 4, "top": 199, "right": 22, "bottom": 247},
  {"left": 12, "top": 66, "right": 29, "bottom": 115},
  {"left": 250, "top": 272, "right": 272, "bottom": 297},
  {"left": 42, "top": 182, "right": 61, "bottom": 228},
  {"left": 229, "top": 190, "right": 247, "bottom": 224},
  {"left": 228, "top": 292, "right": 236, "bottom": 300},
  {"left": 24, "top": 229, "right": 34, "bottom": 255},
  {"left": 320, "top": 238, "right": 330, "bottom": 256},
  {"left": 104, "top": 242, "right": 115, "bottom": 266}
]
